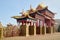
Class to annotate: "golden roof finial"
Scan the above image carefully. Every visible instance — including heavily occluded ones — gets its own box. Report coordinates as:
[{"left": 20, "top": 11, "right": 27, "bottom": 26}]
[
  {"left": 21, "top": 9, "right": 29, "bottom": 16},
  {"left": 30, "top": 4, "right": 36, "bottom": 12},
  {"left": 39, "top": 2, "right": 46, "bottom": 8},
  {"left": 24, "top": 11, "right": 29, "bottom": 16}
]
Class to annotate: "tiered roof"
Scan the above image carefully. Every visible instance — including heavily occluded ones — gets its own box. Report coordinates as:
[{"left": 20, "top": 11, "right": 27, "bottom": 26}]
[{"left": 12, "top": 3, "right": 54, "bottom": 20}]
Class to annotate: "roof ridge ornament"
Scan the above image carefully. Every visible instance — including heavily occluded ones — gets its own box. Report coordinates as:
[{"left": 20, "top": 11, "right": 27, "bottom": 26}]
[
  {"left": 30, "top": 4, "right": 36, "bottom": 12},
  {"left": 39, "top": 3, "right": 47, "bottom": 8},
  {"left": 21, "top": 10, "right": 29, "bottom": 16},
  {"left": 21, "top": 9, "right": 27, "bottom": 16}
]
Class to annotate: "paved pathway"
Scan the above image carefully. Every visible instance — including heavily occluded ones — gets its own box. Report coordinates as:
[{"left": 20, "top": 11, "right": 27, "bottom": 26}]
[{"left": 1, "top": 32, "right": 60, "bottom": 40}]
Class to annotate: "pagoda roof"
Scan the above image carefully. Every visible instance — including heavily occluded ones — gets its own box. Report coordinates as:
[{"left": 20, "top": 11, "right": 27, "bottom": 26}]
[
  {"left": 36, "top": 3, "right": 55, "bottom": 15},
  {"left": 12, "top": 3, "right": 55, "bottom": 21},
  {"left": 47, "top": 9, "right": 55, "bottom": 15},
  {"left": 37, "top": 6, "right": 55, "bottom": 15},
  {"left": 36, "top": 3, "right": 47, "bottom": 10},
  {"left": 29, "top": 8, "right": 36, "bottom": 13},
  {"left": 12, "top": 15, "right": 36, "bottom": 20},
  {"left": 38, "top": 3, "right": 47, "bottom": 9},
  {"left": 11, "top": 16, "right": 25, "bottom": 19}
]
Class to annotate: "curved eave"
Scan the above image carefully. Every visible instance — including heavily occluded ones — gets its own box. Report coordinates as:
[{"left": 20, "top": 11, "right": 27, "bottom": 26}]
[
  {"left": 28, "top": 15, "right": 36, "bottom": 20},
  {"left": 47, "top": 9, "right": 55, "bottom": 15},
  {"left": 11, "top": 16, "right": 25, "bottom": 19},
  {"left": 11, "top": 15, "right": 36, "bottom": 21}
]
